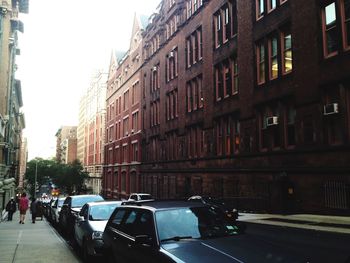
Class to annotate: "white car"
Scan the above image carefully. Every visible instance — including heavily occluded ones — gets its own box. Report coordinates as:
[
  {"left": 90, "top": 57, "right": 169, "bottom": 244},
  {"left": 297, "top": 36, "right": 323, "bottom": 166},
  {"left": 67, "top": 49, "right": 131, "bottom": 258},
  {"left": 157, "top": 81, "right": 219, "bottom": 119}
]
[
  {"left": 50, "top": 197, "right": 65, "bottom": 225},
  {"left": 128, "top": 193, "right": 154, "bottom": 201}
]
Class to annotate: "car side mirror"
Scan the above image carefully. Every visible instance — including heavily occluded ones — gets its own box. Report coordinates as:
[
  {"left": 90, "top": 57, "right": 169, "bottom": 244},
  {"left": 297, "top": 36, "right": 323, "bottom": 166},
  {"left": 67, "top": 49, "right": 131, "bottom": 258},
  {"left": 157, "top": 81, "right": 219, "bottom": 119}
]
[{"left": 134, "top": 235, "right": 152, "bottom": 247}]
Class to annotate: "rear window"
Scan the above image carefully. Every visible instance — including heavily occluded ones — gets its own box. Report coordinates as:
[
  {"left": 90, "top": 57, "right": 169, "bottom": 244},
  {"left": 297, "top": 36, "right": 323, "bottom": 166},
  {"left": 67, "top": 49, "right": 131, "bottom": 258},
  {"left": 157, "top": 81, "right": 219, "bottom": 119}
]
[{"left": 71, "top": 195, "right": 104, "bottom": 208}]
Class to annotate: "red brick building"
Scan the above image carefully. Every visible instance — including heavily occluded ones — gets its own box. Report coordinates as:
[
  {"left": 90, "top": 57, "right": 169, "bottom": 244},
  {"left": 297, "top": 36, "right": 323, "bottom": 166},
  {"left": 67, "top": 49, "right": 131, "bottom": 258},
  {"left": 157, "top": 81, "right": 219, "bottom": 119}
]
[
  {"left": 102, "top": 15, "right": 147, "bottom": 199},
  {"left": 139, "top": 0, "right": 350, "bottom": 214}
]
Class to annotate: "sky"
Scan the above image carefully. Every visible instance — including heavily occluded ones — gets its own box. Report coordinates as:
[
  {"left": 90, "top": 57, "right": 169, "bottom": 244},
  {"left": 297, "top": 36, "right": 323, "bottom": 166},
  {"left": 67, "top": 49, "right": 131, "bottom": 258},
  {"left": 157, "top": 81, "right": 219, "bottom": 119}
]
[{"left": 16, "top": 0, "right": 161, "bottom": 160}]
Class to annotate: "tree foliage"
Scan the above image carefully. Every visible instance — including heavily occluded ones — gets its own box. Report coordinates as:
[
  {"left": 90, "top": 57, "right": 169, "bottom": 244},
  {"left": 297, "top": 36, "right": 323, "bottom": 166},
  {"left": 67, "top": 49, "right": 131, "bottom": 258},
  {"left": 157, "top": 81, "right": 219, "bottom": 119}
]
[{"left": 25, "top": 158, "right": 88, "bottom": 196}]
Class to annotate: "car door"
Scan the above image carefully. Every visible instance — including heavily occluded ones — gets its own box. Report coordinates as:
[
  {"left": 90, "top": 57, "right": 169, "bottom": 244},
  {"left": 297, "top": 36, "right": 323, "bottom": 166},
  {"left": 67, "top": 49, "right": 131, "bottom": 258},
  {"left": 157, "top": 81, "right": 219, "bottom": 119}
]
[
  {"left": 104, "top": 208, "right": 128, "bottom": 260},
  {"left": 127, "top": 210, "right": 159, "bottom": 263},
  {"left": 75, "top": 204, "right": 89, "bottom": 246}
]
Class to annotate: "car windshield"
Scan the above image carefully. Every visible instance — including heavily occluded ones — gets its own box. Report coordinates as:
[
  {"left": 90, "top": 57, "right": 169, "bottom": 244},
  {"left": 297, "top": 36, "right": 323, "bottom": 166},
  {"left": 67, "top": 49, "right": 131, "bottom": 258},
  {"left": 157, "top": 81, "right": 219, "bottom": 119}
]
[
  {"left": 155, "top": 206, "right": 238, "bottom": 242},
  {"left": 71, "top": 196, "right": 104, "bottom": 208},
  {"left": 89, "top": 203, "right": 120, "bottom": 221}
]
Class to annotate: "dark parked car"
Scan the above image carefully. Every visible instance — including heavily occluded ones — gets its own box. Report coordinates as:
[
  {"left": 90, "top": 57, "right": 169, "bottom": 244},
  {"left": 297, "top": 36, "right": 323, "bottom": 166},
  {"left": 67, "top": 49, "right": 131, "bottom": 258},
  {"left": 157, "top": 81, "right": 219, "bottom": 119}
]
[
  {"left": 74, "top": 201, "right": 122, "bottom": 261},
  {"left": 59, "top": 194, "right": 104, "bottom": 236},
  {"left": 103, "top": 201, "right": 310, "bottom": 263},
  {"left": 188, "top": 195, "right": 239, "bottom": 221}
]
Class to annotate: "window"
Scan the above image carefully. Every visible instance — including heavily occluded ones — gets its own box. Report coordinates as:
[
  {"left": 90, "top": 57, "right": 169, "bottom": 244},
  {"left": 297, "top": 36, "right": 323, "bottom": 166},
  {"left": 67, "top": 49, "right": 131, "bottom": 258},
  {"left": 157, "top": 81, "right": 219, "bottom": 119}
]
[
  {"left": 324, "top": 88, "right": 343, "bottom": 145},
  {"left": 122, "top": 144, "right": 128, "bottom": 163},
  {"left": 187, "top": 75, "right": 203, "bottom": 112},
  {"left": 132, "top": 142, "right": 139, "bottom": 161},
  {"left": 151, "top": 64, "right": 160, "bottom": 91},
  {"left": 232, "top": 58, "right": 239, "bottom": 94},
  {"left": 186, "top": 27, "right": 202, "bottom": 68},
  {"left": 216, "top": 121, "right": 223, "bottom": 155},
  {"left": 281, "top": 29, "right": 293, "bottom": 74},
  {"left": 256, "top": 0, "right": 265, "bottom": 19},
  {"left": 269, "top": 36, "right": 278, "bottom": 79},
  {"left": 223, "top": 60, "right": 232, "bottom": 97},
  {"left": 166, "top": 89, "right": 178, "bottom": 121},
  {"left": 132, "top": 111, "right": 139, "bottom": 132},
  {"left": 166, "top": 48, "right": 178, "bottom": 82},
  {"left": 267, "top": 0, "right": 277, "bottom": 12},
  {"left": 123, "top": 117, "right": 129, "bottom": 136},
  {"left": 322, "top": 2, "right": 338, "bottom": 57},
  {"left": 215, "top": 64, "right": 223, "bottom": 100},
  {"left": 132, "top": 81, "right": 139, "bottom": 105},
  {"left": 123, "top": 90, "right": 129, "bottom": 111},
  {"left": 285, "top": 105, "right": 296, "bottom": 147},
  {"left": 341, "top": 0, "right": 350, "bottom": 50},
  {"left": 257, "top": 42, "right": 266, "bottom": 84},
  {"left": 257, "top": 28, "right": 292, "bottom": 83}
]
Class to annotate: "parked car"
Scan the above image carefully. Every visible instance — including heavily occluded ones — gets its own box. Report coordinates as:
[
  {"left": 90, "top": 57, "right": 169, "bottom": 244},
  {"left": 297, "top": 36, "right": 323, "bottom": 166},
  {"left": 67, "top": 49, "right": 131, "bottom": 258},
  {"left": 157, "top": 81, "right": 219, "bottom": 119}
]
[
  {"left": 74, "top": 201, "right": 122, "bottom": 261},
  {"left": 50, "top": 197, "right": 66, "bottom": 225},
  {"left": 127, "top": 193, "right": 154, "bottom": 201},
  {"left": 103, "top": 200, "right": 309, "bottom": 263},
  {"left": 188, "top": 195, "right": 239, "bottom": 222},
  {"left": 59, "top": 194, "right": 104, "bottom": 236}
]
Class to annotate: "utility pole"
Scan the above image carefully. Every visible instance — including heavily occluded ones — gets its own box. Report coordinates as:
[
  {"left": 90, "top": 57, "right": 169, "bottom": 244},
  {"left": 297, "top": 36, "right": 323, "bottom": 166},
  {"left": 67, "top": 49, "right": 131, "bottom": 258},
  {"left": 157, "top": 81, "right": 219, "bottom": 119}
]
[{"left": 34, "top": 161, "right": 37, "bottom": 198}]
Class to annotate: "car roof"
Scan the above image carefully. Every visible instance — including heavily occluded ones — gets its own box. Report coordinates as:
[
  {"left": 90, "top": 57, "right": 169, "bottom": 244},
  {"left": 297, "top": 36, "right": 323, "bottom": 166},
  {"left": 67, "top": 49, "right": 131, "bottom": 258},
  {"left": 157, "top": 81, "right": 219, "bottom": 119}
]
[
  {"left": 121, "top": 200, "right": 206, "bottom": 211},
  {"left": 86, "top": 200, "right": 122, "bottom": 207}
]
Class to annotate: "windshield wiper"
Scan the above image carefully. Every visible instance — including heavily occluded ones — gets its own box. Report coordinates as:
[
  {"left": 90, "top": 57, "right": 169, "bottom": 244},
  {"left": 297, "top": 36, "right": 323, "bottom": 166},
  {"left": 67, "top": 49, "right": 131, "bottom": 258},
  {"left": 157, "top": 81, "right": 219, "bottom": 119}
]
[{"left": 161, "top": 236, "right": 193, "bottom": 242}]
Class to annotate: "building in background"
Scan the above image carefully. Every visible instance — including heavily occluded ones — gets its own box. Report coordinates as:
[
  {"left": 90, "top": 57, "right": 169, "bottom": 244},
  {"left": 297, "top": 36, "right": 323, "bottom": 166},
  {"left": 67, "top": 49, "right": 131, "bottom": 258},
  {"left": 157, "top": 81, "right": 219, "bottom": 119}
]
[
  {"left": 78, "top": 70, "right": 108, "bottom": 194},
  {"left": 55, "top": 126, "right": 77, "bottom": 164},
  {"left": 100, "top": 0, "right": 350, "bottom": 214},
  {"left": 102, "top": 14, "right": 148, "bottom": 199},
  {"left": 77, "top": 95, "right": 86, "bottom": 164},
  {"left": 18, "top": 137, "right": 27, "bottom": 191},
  {"left": 139, "top": 0, "right": 350, "bottom": 214},
  {"left": 0, "top": 0, "right": 28, "bottom": 213}
]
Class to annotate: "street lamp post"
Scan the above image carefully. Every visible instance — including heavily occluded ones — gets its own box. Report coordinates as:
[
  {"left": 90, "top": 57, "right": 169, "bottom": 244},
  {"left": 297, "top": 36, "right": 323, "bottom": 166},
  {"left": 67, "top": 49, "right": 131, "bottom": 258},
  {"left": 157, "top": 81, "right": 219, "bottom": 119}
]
[{"left": 34, "top": 161, "right": 37, "bottom": 198}]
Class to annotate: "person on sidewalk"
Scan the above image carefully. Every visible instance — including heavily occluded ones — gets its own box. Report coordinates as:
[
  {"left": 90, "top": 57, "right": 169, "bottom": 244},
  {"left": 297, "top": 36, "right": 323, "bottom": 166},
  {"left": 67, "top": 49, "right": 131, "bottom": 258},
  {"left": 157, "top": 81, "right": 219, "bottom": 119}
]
[
  {"left": 5, "top": 197, "right": 17, "bottom": 221},
  {"left": 18, "top": 193, "right": 29, "bottom": 224},
  {"left": 30, "top": 198, "right": 38, "bottom": 223}
]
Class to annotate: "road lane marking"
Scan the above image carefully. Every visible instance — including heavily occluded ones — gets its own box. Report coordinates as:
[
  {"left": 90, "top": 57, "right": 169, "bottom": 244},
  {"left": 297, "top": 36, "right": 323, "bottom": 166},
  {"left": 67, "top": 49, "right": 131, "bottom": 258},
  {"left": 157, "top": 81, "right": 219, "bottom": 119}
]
[{"left": 12, "top": 230, "right": 22, "bottom": 263}]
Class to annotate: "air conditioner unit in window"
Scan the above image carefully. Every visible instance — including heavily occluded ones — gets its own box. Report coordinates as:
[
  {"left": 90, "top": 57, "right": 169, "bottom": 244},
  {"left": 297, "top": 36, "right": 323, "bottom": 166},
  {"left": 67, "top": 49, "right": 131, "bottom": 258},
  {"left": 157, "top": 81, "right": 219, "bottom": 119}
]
[
  {"left": 266, "top": 116, "right": 279, "bottom": 126},
  {"left": 169, "top": 51, "right": 174, "bottom": 58},
  {"left": 323, "top": 103, "right": 339, "bottom": 115},
  {"left": 131, "top": 129, "right": 134, "bottom": 134},
  {"left": 152, "top": 66, "right": 157, "bottom": 72}
]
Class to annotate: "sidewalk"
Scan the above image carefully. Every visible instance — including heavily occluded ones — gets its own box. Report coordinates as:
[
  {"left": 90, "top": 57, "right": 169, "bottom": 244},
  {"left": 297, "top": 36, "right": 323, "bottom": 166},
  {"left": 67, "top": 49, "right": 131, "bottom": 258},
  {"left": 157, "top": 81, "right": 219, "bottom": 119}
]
[
  {"left": 0, "top": 211, "right": 81, "bottom": 263},
  {"left": 238, "top": 212, "right": 350, "bottom": 234}
]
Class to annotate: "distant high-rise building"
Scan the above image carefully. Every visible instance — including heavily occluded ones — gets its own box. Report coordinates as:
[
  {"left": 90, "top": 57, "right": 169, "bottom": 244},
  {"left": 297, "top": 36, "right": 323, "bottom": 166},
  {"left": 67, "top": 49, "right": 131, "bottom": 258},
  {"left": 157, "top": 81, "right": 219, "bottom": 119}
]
[{"left": 55, "top": 126, "right": 77, "bottom": 164}]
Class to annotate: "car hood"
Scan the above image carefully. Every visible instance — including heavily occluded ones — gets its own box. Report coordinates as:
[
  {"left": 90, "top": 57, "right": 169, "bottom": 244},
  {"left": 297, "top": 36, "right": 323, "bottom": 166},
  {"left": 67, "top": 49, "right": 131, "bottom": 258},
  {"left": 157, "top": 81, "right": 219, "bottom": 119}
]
[
  {"left": 161, "top": 236, "right": 307, "bottom": 263},
  {"left": 88, "top": 220, "right": 108, "bottom": 232}
]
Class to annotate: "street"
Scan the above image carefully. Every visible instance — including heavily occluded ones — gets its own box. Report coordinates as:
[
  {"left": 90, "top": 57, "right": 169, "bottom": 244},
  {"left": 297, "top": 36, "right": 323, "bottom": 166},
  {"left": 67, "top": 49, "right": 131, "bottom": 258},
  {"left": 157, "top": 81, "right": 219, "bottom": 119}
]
[{"left": 238, "top": 222, "right": 350, "bottom": 263}]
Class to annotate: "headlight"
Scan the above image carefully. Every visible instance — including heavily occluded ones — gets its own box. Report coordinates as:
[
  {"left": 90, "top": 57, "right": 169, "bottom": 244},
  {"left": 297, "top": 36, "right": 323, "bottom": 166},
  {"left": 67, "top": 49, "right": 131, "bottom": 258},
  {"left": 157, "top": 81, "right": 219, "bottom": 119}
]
[{"left": 92, "top": 231, "right": 103, "bottom": 240}]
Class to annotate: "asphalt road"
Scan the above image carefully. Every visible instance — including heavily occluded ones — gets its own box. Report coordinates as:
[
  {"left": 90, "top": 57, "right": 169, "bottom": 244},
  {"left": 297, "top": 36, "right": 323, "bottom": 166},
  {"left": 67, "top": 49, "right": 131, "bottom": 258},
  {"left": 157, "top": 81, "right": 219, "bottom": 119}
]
[{"left": 240, "top": 222, "right": 350, "bottom": 263}]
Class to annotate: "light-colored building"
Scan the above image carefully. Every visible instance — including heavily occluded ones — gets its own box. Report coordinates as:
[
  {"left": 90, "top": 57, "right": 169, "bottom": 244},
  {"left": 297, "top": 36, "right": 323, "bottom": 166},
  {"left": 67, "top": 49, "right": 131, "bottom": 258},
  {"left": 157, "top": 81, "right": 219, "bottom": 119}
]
[
  {"left": 0, "top": 0, "right": 28, "bottom": 213},
  {"left": 77, "top": 95, "right": 87, "bottom": 163},
  {"left": 55, "top": 126, "right": 77, "bottom": 164},
  {"left": 18, "top": 137, "right": 27, "bottom": 191},
  {"left": 78, "top": 70, "right": 107, "bottom": 194}
]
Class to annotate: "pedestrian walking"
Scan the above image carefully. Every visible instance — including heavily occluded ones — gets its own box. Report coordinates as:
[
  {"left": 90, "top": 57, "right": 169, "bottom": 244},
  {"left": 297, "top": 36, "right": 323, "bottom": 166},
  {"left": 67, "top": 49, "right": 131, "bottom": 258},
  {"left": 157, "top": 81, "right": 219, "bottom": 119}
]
[
  {"left": 30, "top": 198, "right": 38, "bottom": 223},
  {"left": 18, "top": 193, "right": 29, "bottom": 224},
  {"left": 5, "top": 197, "right": 17, "bottom": 221}
]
